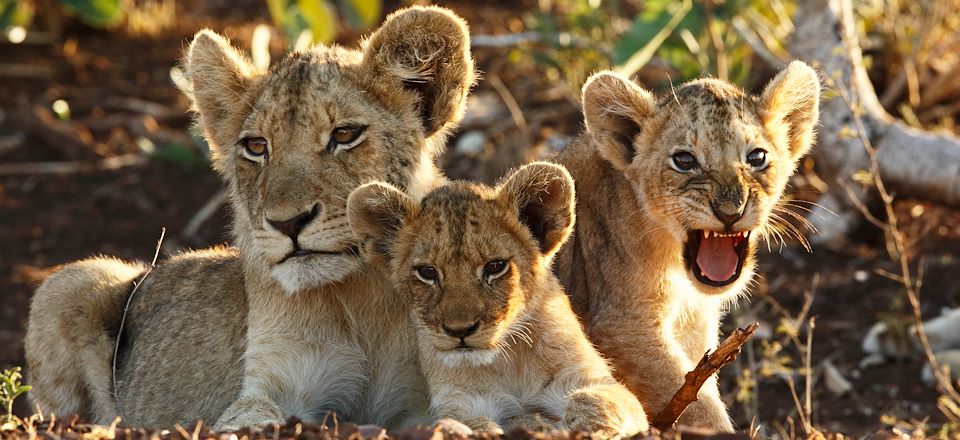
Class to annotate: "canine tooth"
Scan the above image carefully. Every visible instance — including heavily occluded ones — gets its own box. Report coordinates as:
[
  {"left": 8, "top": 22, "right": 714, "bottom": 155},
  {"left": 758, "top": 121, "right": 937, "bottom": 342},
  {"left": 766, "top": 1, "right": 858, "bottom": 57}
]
[{"left": 703, "top": 230, "right": 709, "bottom": 238}]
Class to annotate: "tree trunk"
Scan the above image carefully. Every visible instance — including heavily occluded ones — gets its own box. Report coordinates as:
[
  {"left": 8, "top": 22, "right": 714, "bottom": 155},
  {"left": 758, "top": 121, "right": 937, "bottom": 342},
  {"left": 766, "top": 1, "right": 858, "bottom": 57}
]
[{"left": 790, "top": 0, "right": 960, "bottom": 244}]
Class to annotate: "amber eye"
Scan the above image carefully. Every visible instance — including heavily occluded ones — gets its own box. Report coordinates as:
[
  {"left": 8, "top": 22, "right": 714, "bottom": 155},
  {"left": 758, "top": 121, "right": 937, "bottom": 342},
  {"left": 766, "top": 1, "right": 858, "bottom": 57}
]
[
  {"left": 415, "top": 266, "right": 439, "bottom": 285},
  {"left": 327, "top": 126, "right": 366, "bottom": 151},
  {"left": 746, "top": 148, "right": 768, "bottom": 170},
  {"left": 241, "top": 137, "right": 268, "bottom": 159},
  {"left": 482, "top": 259, "right": 509, "bottom": 282},
  {"left": 670, "top": 151, "right": 698, "bottom": 172}
]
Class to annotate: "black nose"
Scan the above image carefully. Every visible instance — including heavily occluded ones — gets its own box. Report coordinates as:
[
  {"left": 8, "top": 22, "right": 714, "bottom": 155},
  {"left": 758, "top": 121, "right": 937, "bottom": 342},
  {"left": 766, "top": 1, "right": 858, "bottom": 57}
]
[
  {"left": 267, "top": 204, "right": 319, "bottom": 239},
  {"left": 443, "top": 321, "right": 480, "bottom": 339},
  {"left": 711, "top": 203, "right": 744, "bottom": 227}
]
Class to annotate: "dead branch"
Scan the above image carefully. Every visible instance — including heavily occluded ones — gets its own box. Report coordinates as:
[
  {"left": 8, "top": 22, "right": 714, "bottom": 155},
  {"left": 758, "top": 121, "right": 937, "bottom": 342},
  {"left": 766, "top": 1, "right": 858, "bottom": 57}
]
[
  {"left": 790, "top": 0, "right": 960, "bottom": 244},
  {"left": 10, "top": 104, "right": 101, "bottom": 160},
  {"left": 0, "top": 154, "right": 148, "bottom": 176},
  {"left": 651, "top": 322, "right": 759, "bottom": 431}
]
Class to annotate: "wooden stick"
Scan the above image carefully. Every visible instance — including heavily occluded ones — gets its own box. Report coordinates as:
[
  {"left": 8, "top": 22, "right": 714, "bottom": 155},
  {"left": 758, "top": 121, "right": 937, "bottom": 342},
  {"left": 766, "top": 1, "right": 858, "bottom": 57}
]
[{"left": 652, "top": 322, "right": 759, "bottom": 431}]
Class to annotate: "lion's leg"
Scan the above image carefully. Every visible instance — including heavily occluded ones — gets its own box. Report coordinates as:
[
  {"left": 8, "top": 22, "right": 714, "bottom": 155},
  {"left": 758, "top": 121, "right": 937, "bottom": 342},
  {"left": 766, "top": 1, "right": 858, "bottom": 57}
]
[
  {"left": 588, "top": 306, "right": 733, "bottom": 432},
  {"left": 25, "top": 257, "right": 145, "bottom": 423}
]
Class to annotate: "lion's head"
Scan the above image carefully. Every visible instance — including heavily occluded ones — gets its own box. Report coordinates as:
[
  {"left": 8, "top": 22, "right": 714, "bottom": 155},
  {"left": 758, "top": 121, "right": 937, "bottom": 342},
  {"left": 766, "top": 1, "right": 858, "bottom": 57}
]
[
  {"left": 182, "top": 7, "right": 474, "bottom": 293},
  {"left": 347, "top": 162, "right": 575, "bottom": 367},
  {"left": 581, "top": 62, "right": 819, "bottom": 294}
]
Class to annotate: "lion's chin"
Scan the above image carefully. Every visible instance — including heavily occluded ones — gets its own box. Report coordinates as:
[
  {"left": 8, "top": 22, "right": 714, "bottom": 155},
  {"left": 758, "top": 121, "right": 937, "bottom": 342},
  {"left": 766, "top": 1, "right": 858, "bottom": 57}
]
[
  {"left": 269, "top": 253, "right": 362, "bottom": 294},
  {"left": 436, "top": 347, "right": 500, "bottom": 368}
]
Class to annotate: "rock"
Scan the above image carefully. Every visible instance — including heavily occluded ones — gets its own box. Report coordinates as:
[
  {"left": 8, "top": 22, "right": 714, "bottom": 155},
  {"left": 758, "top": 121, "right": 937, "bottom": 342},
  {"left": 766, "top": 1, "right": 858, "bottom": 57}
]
[
  {"left": 921, "top": 349, "right": 960, "bottom": 387},
  {"left": 822, "top": 359, "right": 853, "bottom": 396},
  {"left": 461, "top": 92, "right": 508, "bottom": 128},
  {"left": 455, "top": 130, "right": 487, "bottom": 155}
]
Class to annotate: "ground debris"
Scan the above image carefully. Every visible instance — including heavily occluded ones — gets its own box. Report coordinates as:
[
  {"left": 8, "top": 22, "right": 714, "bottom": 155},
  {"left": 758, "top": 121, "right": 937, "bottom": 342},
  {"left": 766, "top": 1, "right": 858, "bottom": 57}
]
[{"left": 0, "top": 417, "right": 758, "bottom": 440}]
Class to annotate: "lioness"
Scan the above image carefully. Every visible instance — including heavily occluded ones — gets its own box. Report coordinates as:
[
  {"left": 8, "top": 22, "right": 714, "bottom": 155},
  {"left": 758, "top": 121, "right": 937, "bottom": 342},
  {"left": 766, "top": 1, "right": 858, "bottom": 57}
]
[
  {"left": 25, "top": 6, "right": 474, "bottom": 429},
  {"left": 347, "top": 162, "right": 648, "bottom": 436},
  {"left": 553, "top": 62, "right": 820, "bottom": 431}
]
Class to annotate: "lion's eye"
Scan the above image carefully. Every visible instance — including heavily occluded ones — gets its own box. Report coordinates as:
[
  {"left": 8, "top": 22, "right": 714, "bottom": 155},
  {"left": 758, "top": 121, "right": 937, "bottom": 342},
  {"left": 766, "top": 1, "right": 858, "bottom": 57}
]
[
  {"left": 241, "top": 137, "right": 268, "bottom": 160},
  {"left": 670, "top": 151, "right": 698, "bottom": 172},
  {"left": 415, "top": 266, "right": 439, "bottom": 285},
  {"left": 482, "top": 259, "right": 509, "bottom": 282},
  {"left": 327, "top": 126, "right": 366, "bottom": 152},
  {"left": 746, "top": 148, "right": 768, "bottom": 170}
]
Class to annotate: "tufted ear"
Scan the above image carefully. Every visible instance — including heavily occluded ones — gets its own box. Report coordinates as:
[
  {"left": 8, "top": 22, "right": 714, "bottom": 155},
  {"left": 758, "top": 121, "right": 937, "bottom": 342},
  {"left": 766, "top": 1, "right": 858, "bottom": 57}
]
[
  {"left": 347, "top": 182, "right": 418, "bottom": 267},
  {"left": 582, "top": 71, "right": 657, "bottom": 171},
  {"left": 497, "top": 162, "right": 576, "bottom": 259},
  {"left": 760, "top": 60, "right": 821, "bottom": 162},
  {"left": 362, "top": 6, "right": 475, "bottom": 140},
  {"left": 183, "top": 30, "right": 260, "bottom": 167}
]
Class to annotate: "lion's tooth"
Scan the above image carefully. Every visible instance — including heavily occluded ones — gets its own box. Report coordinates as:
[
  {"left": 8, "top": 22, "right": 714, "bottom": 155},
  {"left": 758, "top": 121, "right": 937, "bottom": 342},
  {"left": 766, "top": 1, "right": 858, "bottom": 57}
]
[{"left": 703, "top": 230, "right": 709, "bottom": 238}]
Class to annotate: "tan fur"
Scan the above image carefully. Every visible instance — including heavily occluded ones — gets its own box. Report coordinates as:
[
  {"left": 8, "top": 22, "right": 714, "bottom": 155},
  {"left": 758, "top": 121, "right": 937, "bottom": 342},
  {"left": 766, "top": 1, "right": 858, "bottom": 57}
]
[
  {"left": 554, "top": 62, "right": 820, "bottom": 431},
  {"left": 24, "top": 6, "right": 474, "bottom": 429},
  {"left": 347, "top": 163, "right": 649, "bottom": 437}
]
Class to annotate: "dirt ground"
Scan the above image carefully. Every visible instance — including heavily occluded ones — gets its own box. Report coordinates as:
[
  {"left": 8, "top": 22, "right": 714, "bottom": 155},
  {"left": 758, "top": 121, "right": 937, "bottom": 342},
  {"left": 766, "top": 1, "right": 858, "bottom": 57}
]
[{"left": 1, "top": 1, "right": 958, "bottom": 437}]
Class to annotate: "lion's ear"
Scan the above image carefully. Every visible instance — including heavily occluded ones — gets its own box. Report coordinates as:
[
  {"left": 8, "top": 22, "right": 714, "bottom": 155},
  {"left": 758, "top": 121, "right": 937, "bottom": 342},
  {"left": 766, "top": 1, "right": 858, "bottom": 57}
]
[
  {"left": 581, "top": 71, "right": 656, "bottom": 171},
  {"left": 760, "top": 60, "right": 820, "bottom": 162},
  {"left": 184, "top": 30, "right": 259, "bottom": 162},
  {"left": 347, "top": 182, "right": 417, "bottom": 267},
  {"left": 362, "top": 6, "right": 474, "bottom": 139},
  {"left": 497, "top": 162, "right": 576, "bottom": 260}
]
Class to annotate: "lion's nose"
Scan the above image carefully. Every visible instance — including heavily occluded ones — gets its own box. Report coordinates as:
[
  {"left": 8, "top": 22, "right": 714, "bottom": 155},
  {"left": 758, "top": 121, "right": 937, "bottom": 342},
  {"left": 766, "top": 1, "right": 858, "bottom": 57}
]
[
  {"left": 267, "top": 204, "right": 319, "bottom": 239},
  {"left": 443, "top": 321, "right": 480, "bottom": 339},
  {"left": 711, "top": 201, "right": 745, "bottom": 227}
]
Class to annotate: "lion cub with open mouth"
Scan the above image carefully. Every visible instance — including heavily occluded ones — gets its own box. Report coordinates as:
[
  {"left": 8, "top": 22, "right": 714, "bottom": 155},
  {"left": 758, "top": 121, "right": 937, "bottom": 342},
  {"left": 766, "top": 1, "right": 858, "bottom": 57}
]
[{"left": 348, "top": 162, "right": 648, "bottom": 436}]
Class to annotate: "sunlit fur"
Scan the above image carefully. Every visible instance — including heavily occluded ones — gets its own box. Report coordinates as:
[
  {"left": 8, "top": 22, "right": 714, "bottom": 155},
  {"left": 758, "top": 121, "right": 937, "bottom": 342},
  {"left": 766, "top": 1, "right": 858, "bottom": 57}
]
[
  {"left": 554, "top": 62, "right": 820, "bottom": 431},
  {"left": 348, "top": 163, "right": 649, "bottom": 436},
  {"left": 24, "top": 6, "right": 474, "bottom": 429}
]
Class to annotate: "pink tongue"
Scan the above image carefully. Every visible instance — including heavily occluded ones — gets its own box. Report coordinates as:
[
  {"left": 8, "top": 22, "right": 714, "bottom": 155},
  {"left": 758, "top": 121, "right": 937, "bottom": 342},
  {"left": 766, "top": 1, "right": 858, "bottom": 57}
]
[{"left": 695, "top": 236, "right": 739, "bottom": 282}]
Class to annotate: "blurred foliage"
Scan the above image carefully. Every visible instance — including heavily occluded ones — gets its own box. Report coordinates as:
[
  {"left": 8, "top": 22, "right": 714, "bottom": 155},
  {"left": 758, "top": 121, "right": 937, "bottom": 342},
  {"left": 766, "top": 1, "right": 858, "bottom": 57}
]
[
  {"left": 0, "top": 367, "right": 30, "bottom": 429},
  {"left": 1, "top": 0, "right": 380, "bottom": 45},
  {"left": 0, "top": 0, "right": 122, "bottom": 29},
  {"left": 266, "top": 0, "right": 381, "bottom": 45},
  {"left": 520, "top": 0, "right": 795, "bottom": 95},
  {"left": 855, "top": 0, "right": 960, "bottom": 132}
]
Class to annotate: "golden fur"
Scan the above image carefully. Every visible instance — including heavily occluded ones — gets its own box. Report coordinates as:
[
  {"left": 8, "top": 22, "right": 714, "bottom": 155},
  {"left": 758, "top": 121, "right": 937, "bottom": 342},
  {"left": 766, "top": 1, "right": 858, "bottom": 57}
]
[
  {"left": 24, "top": 6, "right": 475, "bottom": 429},
  {"left": 553, "top": 62, "right": 820, "bottom": 431},
  {"left": 348, "top": 162, "right": 648, "bottom": 436}
]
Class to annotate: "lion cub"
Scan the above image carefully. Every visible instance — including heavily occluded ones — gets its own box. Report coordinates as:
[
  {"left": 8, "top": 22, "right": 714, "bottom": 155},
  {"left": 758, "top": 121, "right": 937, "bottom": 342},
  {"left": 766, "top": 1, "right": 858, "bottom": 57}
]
[
  {"left": 553, "top": 61, "right": 821, "bottom": 431},
  {"left": 348, "top": 162, "right": 648, "bottom": 436}
]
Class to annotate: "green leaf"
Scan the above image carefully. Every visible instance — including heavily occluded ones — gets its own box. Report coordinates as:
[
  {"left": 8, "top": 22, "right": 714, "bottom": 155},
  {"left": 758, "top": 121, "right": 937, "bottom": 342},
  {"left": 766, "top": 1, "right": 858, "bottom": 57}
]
[
  {"left": 341, "top": 0, "right": 380, "bottom": 29},
  {"left": 266, "top": 0, "right": 289, "bottom": 28},
  {"left": 297, "top": 0, "right": 337, "bottom": 44},
  {"left": 614, "top": 0, "right": 692, "bottom": 77},
  {"left": 60, "top": 0, "right": 124, "bottom": 28},
  {"left": 149, "top": 144, "right": 208, "bottom": 167}
]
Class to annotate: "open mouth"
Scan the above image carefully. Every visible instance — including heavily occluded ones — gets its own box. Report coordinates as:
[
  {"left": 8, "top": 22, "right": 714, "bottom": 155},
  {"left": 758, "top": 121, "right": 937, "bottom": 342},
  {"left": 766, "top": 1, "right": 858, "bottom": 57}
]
[
  {"left": 683, "top": 230, "right": 751, "bottom": 287},
  {"left": 277, "top": 245, "right": 359, "bottom": 264}
]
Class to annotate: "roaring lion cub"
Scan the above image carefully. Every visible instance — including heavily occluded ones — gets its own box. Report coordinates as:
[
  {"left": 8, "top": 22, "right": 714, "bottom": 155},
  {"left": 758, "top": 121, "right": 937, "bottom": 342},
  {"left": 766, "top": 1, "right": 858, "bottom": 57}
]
[
  {"left": 553, "top": 62, "right": 820, "bottom": 431},
  {"left": 25, "top": 6, "right": 474, "bottom": 429},
  {"left": 347, "top": 162, "right": 649, "bottom": 436}
]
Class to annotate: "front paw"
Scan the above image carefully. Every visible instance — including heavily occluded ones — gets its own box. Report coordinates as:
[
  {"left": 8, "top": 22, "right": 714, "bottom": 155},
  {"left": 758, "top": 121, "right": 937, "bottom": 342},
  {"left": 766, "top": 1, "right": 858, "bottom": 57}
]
[
  {"left": 214, "top": 397, "right": 284, "bottom": 431},
  {"left": 564, "top": 389, "right": 648, "bottom": 436},
  {"left": 676, "top": 397, "right": 733, "bottom": 432}
]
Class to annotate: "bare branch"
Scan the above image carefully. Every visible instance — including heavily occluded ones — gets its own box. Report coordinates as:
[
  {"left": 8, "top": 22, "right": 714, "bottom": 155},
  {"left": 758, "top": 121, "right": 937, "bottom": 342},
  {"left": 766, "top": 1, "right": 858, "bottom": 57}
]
[{"left": 652, "top": 322, "right": 759, "bottom": 431}]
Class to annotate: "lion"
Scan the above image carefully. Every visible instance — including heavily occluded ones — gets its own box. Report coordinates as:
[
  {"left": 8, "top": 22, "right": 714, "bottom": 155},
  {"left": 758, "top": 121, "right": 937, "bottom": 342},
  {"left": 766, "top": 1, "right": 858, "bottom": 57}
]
[
  {"left": 346, "top": 162, "right": 649, "bottom": 437},
  {"left": 552, "top": 62, "right": 820, "bottom": 431},
  {"left": 24, "top": 6, "right": 475, "bottom": 430}
]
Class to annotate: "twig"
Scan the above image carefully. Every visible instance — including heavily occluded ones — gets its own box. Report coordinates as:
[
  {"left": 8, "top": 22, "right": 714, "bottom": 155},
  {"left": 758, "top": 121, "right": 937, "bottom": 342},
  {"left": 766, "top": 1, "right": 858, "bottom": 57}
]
[
  {"left": 487, "top": 74, "right": 529, "bottom": 142},
  {"left": 823, "top": 25, "right": 960, "bottom": 413},
  {"left": 112, "top": 228, "right": 166, "bottom": 421},
  {"left": 652, "top": 322, "right": 759, "bottom": 430},
  {"left": 181, "top": 188, "right": 228, "bottom": 244},
  {"left": 0, "top": 154, "right": 148, "bottom": 176}
]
